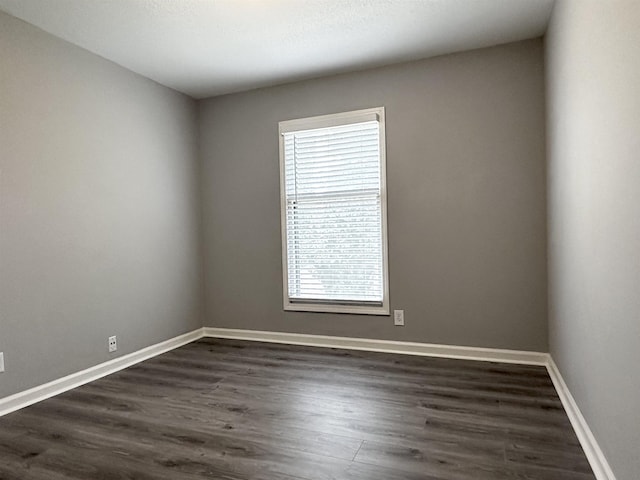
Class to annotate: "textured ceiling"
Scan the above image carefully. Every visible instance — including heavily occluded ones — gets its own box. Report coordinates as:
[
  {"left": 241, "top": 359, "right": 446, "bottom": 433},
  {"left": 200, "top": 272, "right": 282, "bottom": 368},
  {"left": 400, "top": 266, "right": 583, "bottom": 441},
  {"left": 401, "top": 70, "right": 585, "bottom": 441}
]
[{"left": 0, "top": 0, "right": 555, "bottom": 99}]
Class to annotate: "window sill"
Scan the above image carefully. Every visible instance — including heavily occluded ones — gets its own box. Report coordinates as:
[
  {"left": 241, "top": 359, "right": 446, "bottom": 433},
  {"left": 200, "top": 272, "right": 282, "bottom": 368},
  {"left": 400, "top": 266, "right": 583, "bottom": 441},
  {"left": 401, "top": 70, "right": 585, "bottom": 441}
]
[{"left": 284, "top": 302, "right": 389, "bottom": 316}]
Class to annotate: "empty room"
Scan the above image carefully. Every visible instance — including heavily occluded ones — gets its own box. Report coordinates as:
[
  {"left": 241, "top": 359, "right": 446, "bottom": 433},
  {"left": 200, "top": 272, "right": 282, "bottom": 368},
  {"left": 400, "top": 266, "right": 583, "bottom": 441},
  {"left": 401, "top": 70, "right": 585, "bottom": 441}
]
[{"left": 0, "top": 0, "right": 638, "bottom": 479}]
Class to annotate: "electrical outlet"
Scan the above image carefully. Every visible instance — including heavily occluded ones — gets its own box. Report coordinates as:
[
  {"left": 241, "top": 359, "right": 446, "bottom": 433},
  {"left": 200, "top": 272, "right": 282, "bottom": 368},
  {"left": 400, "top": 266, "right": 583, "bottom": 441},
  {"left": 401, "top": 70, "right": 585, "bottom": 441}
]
[
  {"left": 0, "top": 352, "right": 4, "bottom": 373},
  {"left": 108, "top": 336, "right": 117, "bottom": 353},
  {"left": 393, "top": 310, "right": 405, "bottom": 326}
]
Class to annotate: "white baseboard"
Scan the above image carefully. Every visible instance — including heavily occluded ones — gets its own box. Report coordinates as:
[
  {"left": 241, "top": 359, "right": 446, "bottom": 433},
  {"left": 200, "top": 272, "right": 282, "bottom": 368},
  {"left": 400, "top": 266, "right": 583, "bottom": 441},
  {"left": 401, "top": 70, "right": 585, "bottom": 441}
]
[
  {"left": 545, "top": 358, "right": 617, "bottom": 480},
  {"left": 0, "top": 328, "right": 204, "bottom": 418},
  {"left": 202, "top": 327, "right": 549, "bottom": 365}
]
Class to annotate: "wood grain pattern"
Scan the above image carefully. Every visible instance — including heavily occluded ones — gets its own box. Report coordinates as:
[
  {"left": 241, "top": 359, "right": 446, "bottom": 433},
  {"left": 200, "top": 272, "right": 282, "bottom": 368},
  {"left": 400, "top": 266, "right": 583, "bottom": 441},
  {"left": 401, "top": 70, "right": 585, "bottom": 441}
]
[{"left": 0, "top": 338, "right": 595, "bottom": 479}]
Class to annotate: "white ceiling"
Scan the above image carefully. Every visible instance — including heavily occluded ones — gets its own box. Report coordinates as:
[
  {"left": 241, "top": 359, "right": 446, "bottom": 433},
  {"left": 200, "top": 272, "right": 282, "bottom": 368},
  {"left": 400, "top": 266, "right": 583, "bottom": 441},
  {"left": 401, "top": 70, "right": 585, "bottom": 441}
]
[{"left": 0, "top": 0, "right": 555, "bottom": 99}]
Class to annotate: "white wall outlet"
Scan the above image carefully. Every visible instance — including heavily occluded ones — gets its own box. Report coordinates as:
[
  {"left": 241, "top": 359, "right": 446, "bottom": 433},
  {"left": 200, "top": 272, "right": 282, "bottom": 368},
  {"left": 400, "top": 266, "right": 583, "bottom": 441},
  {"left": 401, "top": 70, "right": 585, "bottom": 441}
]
[
  {"left": 393, "top": 310, "right": 405, "bottom": 326},
  {"left": 0, "top": 352, "right": 4, "bottom": 373},
  {"left": 108, "top": 336, "right": 117, "bottom": 353}
]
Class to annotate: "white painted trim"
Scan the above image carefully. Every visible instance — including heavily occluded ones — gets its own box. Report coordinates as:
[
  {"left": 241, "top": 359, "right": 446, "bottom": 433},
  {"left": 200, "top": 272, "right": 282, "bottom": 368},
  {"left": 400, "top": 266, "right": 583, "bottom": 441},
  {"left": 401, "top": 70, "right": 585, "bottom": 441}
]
[
  {"left": 202, "top": 327, "right": 548, "bottom": 365},
  {"left": 545, "top": 357, "right": 617, "bottom": 480},
  {"left": 279, "top": 107, "right": 382, "bottom": 133},
  {"left": 0, "top": 328, "right": 204, "bottom": 418}
]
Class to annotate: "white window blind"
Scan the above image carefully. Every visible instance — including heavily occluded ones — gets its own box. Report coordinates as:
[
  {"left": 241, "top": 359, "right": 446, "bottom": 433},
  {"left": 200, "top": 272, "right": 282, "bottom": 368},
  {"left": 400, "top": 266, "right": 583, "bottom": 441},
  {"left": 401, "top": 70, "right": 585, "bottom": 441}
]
[{"left": 279, "top": 108, "right": 388, "bottom": 314}]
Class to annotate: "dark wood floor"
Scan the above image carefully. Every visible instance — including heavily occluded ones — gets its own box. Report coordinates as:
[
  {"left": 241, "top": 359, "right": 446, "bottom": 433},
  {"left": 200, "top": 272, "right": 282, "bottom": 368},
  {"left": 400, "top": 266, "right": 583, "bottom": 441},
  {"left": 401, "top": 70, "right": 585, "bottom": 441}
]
[{"left": 0, "top": 338, "right": 595, "bottom": 480}]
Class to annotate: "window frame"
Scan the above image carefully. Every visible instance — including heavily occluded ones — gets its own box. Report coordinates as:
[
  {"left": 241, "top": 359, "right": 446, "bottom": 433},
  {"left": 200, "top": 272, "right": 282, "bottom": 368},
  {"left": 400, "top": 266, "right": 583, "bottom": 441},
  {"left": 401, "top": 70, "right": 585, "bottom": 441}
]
[{"left": 278, "top": 107, "right": 390, "bottom": 316}]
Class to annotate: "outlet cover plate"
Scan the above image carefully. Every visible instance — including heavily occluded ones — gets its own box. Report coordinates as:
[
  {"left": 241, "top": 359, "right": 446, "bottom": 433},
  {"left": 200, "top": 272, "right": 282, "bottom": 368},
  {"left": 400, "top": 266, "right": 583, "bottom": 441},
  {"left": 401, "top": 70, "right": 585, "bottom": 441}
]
[
  {"left": 108, "top": 336, "right": 117, "bottom": 353},
  {"left": 0, "top": 352, "right": 4, "bottom": 373},
  {"left": 394, "top": 310, "right": 405, "bottom": 326}
]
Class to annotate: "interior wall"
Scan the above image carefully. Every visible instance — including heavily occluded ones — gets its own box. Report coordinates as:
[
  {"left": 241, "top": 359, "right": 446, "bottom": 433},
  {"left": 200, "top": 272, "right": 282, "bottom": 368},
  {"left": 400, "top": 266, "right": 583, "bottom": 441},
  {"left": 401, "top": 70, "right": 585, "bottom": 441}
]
[
  {"left": 0, "top": 12, "right": 204, "bottom": 399},
  {"left": 546, "top": 1, "right": 640, "bottom": 478},
  {"left": 199, "top": 39, "right": 548, "bottom": 351}
]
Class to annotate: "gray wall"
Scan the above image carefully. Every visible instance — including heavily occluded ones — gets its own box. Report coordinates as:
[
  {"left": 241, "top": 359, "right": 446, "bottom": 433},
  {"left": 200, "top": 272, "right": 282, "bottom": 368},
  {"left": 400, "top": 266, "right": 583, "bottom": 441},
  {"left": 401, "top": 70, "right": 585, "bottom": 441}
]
[
  {"left": 200, "top": 39, "right": 548, "bottom": 351},
  {"left": 546, "top": 1, "right": 640, "bottom": 478},
  {"left": 0, "top": 12, "right": 204, "bottom": 398}
]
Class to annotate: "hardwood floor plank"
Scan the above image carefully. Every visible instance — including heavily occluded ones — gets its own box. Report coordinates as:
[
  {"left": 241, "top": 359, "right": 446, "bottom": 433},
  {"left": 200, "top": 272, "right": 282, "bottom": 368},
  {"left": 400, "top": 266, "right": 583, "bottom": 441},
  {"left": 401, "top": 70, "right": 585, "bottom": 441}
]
[
  {"left": 2, "top": 390, "right": 364, "bottom": 465},
  {"left": 504, "top": 438, "right": 593, "bottom": 473},
  {"left": 354, "top": 440, "right": 595, "bottom": 480}
]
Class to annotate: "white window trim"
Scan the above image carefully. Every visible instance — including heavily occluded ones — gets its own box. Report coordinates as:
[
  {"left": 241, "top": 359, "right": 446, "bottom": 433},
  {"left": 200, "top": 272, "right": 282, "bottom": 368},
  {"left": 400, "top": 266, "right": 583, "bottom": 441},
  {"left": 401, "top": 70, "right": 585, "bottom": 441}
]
[{"left": 278, "top": 107, "right": 390, "bottom": 316}]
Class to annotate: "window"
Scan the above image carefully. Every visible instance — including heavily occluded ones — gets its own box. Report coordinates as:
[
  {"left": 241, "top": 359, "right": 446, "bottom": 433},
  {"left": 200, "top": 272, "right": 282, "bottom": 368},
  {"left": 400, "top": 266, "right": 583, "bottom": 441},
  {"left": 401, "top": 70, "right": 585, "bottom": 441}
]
[{"left": 278, "top": 107, "right": 389, "bottom": 315}]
